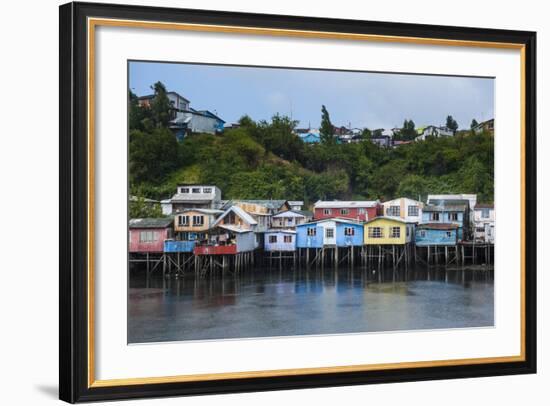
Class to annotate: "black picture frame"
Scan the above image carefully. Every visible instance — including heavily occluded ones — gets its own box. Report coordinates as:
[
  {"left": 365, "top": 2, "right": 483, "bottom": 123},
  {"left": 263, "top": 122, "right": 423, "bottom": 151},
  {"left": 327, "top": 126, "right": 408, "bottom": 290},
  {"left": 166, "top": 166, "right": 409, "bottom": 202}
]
[{"left": 59, "top": 1, "right": 537, "bottom": 403}]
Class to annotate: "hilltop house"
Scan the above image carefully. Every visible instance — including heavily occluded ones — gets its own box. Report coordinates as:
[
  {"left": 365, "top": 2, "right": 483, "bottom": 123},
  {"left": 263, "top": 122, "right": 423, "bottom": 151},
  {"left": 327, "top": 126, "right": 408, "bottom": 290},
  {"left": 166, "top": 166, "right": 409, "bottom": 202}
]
[
  {"left": 138, "top": 90, "right": 224, "bottom": 139},
  {"left": 313, "top": 200, "right": 380, "bottom": 222},
  {"left": 473, "top": 119, "right": 494, "bottom": 135},
  {"left": 381, "top": 197, "right": 423, "bottom": 223},
  {"left": 473, "top": 203, "right": 495, "bottom": 243},
  {"left": 415, "top": 125, "right": 454, "bottom": 141}
]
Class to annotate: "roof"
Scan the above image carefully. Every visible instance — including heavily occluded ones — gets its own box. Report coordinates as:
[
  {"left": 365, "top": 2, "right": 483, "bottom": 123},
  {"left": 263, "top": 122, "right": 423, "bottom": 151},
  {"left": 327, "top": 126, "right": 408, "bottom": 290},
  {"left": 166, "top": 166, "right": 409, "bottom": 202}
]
[
  {"left": 314, "top": 200, "right": 379, "bottom": 209},
  {"left": 222, "top": 200, "right": 288, "bottom": 211},
  {"left": 475, "top": 203, "right": 494, "bottom": 209},
  {"left": 213, "top": 206, "right": 258, "bottom": 227},
  {"left": 288, "top": 200, "right": 304, "bottom": 206},
  {"left": 265, "top": 229, "right": 296, "bottom": 234},
  {"left": 170, "top": 193, "right": 217, "bottom": 203},
  {"left": 137, "top": 91, "right": 190, "bottom": 103},
  {"left": 273, "top": 210, "right": 308, "bottom": 219},
  {"left": 129, "top": 217, "right": 173, "bottom": 229},
  {"left": 364, "top": 216, "right": 408, "bottom": 225},
  {"left": 216, "top": 224, "right": 253, "bottom": 234},
  {"left": 417, "top": 223, "right": 459, "bottom": 230},
  {"left": 196, "top": 110, "right": 225, "bottom": 123},
  {"left": 298, "top": 218, "right": 363, "bottom": 227},
  {"left": 175, "top": 208, "right": 223, "bottom": 215},
  {"left": 423, "top": 203, "right": 468, "bottom": 212},
  {"left": 382, "top": 197, "right": 423, "bottom": 206}
]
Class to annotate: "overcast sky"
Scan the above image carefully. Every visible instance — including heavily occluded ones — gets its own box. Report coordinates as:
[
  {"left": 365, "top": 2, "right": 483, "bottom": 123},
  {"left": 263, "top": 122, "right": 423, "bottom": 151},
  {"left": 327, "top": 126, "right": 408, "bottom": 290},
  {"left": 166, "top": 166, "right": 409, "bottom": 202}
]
[{"left": 129, "top": 61, "right": 494, "bottom": 130}]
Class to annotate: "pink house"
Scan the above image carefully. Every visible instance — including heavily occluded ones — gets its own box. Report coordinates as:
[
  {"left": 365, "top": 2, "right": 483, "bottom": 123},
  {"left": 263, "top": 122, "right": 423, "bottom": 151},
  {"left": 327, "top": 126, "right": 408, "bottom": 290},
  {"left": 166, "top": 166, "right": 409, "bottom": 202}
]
[
  {"left": 129, "top": 218, "right": 173, "bottom": 253},
  {"left": 313, "top": 200, "right": 381, "bottom": 222}
]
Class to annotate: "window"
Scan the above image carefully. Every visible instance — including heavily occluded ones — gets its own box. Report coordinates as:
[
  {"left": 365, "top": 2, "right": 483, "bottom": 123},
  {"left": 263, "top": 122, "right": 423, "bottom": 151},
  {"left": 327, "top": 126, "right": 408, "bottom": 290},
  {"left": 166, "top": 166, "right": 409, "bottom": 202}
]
[
  {"left": 368, "top": 227, "right": 383, "bottom": 238},
  {"left": 419, "top": 230, "right": 426, "bottom": 238},
  {"left": 431, "top": 212, "right": 440, "bottom": 221},
  {"left": 476, "top": 227, "right": 485, "bottom": 232},
  {"left": 269, "top": 235, "right": 278, "bottom": 243},
  {"left": 139, "top": 230, "right": 157, "bottom": 243},
  {"left": 390, "top": 227, "right": 401, "bottom": 238},
  {"left": 203, "top": 187, "right": 212, "bottom": 194},
  {"left": 178, "top": 215, "right": 189, "bottom": 226},
  {"left": 408, "top": 205, "right": 419, "bottom": 217},
  {"left": 358, "top": 208, "right": 366, "bottom": 214},
  {"left": 406, "top": 226, "right": 410, "bottom": 237},
  {"left": 192, "top": 188, "right": 201, "bottom": 193},
  {"left": 307, "top": 227, "right": 316, "bottom": 236},
  {"left": 481, "top": 208, "right": 490, "bottom": 218},
  {"left": 448, "top": 212, "right": 458, "bottom": 221},
  {"left": 180, "top": 187, "right": 189, "bottom": 194},
  {"left": 387, "top": 206, "right": 400, "bottom": 216},
  {"left": 192, "top": 215, "right": 204, "bottom": 226},
  {"left": 446, "top": 231, "right": 452, "bottom": 238},
  {"left": 284, "top": 235, "right": 292, "bottom": 243},
  {"left": 323, "top": 208, "right": 332, "bottom": 215},
  {"left": 344, "top": 227, "right": 355, "bottom": 236},
  {"left": 340, "top": 209, "right": 349, "bottom": 215},
  {"left": 325, "top": 228, "right": 334, "bottom": 238}
]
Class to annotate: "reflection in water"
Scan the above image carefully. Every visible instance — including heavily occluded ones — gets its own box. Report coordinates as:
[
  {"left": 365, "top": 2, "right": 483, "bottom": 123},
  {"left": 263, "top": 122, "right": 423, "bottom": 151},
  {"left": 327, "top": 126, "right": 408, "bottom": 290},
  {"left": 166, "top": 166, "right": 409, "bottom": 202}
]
[{"left": 128, "top": 266, "right": 494, "bottom": 343}]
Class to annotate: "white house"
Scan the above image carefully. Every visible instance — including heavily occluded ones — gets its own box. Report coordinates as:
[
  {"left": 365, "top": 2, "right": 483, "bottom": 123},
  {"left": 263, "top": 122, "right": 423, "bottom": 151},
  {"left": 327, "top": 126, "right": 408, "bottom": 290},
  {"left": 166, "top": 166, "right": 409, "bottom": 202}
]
[
  {"left": 164, "top": 185, "right": 222, "bottom": 214},
  {"left": 415, "top": 125, "right": 454, "bottom": 141},
  {"left": 473, "top": 204, "right": 495, "bottom": 243},
  {"left": 381, "top": 197, "right": 423, "bottom": 223},
  {"left": 271, "top": 210, "right": 312, "bottom": 229}
]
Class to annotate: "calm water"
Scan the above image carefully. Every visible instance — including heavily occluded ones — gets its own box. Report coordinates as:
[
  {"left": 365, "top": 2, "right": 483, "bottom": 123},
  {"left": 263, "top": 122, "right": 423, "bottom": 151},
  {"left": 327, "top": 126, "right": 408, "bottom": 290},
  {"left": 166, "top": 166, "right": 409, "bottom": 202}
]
[{"left": 128, "top": 266, "right": 494, "bottom": 343}]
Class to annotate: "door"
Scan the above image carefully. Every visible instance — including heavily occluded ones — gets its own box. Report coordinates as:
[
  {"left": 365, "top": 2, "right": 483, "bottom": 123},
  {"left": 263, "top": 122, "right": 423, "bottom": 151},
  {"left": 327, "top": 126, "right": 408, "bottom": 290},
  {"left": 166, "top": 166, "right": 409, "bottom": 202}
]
[{"left": 325, "top": 226, "right": 336, "bottom": 245}]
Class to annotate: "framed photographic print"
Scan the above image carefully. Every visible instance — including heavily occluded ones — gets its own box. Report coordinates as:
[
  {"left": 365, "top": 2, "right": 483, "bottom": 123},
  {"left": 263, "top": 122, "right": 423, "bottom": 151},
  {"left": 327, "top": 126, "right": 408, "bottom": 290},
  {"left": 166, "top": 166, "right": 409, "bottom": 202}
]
[{"left": 59, "top": 1, "right": 537, "bottom": 403}]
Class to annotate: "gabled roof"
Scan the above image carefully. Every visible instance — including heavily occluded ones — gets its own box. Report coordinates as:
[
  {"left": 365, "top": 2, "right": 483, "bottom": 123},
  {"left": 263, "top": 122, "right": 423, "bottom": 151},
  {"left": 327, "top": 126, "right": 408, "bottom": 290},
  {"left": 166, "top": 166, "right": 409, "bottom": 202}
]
[
  {"left": 314, "top": 200, "right": 379, "bottom": 209},
  {"left": 272, "top": 209, "right": 310, "bottom": 219},
  {"left": 129, "top": 217, "right": 173, "bottom": 229},
  {"left": 212, "top": 205, "right": 258, "bottom": 227},
  {"left": 417, "top": 223, "right": 459, "bottom": 230}
]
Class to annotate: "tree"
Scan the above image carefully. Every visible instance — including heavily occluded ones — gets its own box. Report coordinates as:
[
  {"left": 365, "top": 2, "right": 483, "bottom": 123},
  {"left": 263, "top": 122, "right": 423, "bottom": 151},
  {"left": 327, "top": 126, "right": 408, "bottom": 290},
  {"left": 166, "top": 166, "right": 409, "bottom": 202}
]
[
  {"left": 319, "top": 105, "right": 335, "bottom": 144},
  {"left": 446, "top": 115, "right": 459, "bottom": 134},
  {"left": 361, "top": 128, "right": 372, "bottom": 140},
  {"left": 128, "top": 89, "right": 152, "bottom": 131},
  {"left": 397, "top": 119, "right": 416, "bottom": 140},
  {"left": 150, "top": 81, "right": 172, "bottom": 128},
  {"left": 129, "top": 195, "right": 163, "bottom": 218},
  {"left": 470, "top": 118, "right": 479, "bottom": 129}
]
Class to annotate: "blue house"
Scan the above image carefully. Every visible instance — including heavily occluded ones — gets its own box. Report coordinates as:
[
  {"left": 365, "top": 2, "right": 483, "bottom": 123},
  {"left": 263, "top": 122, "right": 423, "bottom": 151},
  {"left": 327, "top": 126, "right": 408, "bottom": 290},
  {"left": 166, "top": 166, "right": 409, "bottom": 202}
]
[
  {"left": 164, "top": 240, "right": 196, "bottom": 253},
  {"left": 264, "top": 230, "right": 296, "bottom": 252},
  {"left": 415, "top": 223, "right": 459, "bottom": 246},
  {"left": 421, "top": 200, "right": 469, "bottom": 241},
  {"left": 296, "top": 219, "right": 363, "bottom": 248},
  {"left": 299, "top": 132, "right": 321, "bottom": 144}
]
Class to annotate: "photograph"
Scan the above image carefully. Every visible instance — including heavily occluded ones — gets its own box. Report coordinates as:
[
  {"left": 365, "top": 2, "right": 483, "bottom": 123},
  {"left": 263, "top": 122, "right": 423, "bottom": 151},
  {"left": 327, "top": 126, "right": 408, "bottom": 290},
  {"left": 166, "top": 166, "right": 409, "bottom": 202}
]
[{"left": 127, "top": 61, "right": 496, "bottom": 343}]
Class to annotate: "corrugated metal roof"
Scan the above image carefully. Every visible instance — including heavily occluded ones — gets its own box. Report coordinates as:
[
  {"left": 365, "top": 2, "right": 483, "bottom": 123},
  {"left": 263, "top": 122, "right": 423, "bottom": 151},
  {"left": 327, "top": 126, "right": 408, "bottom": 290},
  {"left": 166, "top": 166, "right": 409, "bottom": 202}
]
[
  {"left": 314, "top": 200, "right": 378, "bottom": 209},
  {"left": 216, "top": 224, "right": 253, "bottom": 234},
  {"left": 213, "top": 205, "right": 258, "bottom": 227},
  {"left": 423, "top": 202, "right": 468, "bottom": 212},
  {"left": 418, "top": 223, "right": 459, "bottom": 230},
  {"left": 265, "top": 229, "right": 296, "bottom": 234},
  {"left": 364, "top": 216, "right": 407, "bottom": 225},
  {"left": 298, "top": 218, "right": 363, "bottom": 227},
  {"left": 129, "top": 217, "right": 173, "bottom": 229},
  {"left": 222, "top": 200, "right": 287, "bottom": 210}
]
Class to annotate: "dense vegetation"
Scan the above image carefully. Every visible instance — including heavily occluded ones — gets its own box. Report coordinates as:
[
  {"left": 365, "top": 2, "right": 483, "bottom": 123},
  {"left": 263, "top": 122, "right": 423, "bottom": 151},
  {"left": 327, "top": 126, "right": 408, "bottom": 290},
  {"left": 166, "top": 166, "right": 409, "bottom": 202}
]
[{"left": 129, "top": 83, "right": 494, "bottom": 213}]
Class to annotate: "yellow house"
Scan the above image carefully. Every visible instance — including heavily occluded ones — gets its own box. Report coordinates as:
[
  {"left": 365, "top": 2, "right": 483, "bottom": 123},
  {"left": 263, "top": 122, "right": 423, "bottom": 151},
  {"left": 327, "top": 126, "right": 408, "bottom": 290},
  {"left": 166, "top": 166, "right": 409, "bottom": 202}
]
[
  {"left": 363, "top": 217, "right": 415, "bottom": 245},
  {"left": 174, "top": 208, "right": 223, "bottom": 234}
]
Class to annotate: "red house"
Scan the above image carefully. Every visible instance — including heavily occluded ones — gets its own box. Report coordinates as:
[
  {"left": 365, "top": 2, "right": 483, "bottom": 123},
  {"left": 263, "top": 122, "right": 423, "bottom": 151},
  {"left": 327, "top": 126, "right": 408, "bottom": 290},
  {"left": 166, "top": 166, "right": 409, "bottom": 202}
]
[
  {"left": 313, "top": 200, "right": 380, "bottom": 222},
  {"left": 129, "top": 218, "right": 173, "bottom": 253}
]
